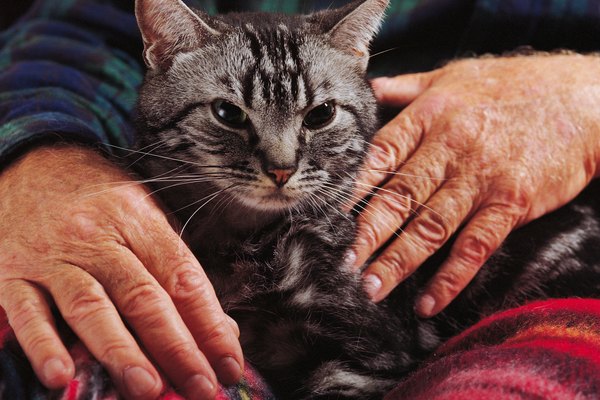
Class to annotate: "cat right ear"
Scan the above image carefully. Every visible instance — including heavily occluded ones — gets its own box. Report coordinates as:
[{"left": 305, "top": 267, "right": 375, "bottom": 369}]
[
  {"left": 135, "top": 0, "right": 221, "bottom": 70},
  {"left": 311, "top": 0, "right": 389, "bottom": 70}
]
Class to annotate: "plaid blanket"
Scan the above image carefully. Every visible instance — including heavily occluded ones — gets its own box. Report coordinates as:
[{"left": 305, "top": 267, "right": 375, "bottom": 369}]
[
  {"left": 0, "top": 310, "right": 275, "bottom": 399},
  {"left": 2, "top": 299, "right": 599, "bottom": 399},
  {"left": 387, "top": 298, "right": 600, "bottom": 400}
]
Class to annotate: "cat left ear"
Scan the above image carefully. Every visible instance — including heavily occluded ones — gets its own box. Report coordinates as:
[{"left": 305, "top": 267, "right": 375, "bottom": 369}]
[
  {"left": 135, "top": 0, "right": 221, "bottom": 70},
  {"left": 319, "top": 0, "right": 389, "bottom": 69}
]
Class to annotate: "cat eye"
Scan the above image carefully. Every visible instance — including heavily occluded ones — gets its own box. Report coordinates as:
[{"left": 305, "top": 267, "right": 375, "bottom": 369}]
[
  {"left": 212, "top": 100, "right": 248, "bottom": 128},
  {"left": 303, "top": 102, "right": 336, "bottom": 129}
]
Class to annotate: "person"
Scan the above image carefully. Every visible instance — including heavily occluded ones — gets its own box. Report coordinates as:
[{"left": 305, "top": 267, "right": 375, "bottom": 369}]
[{"left": 0, "top": 0, "right": 599, "bottom": 399}]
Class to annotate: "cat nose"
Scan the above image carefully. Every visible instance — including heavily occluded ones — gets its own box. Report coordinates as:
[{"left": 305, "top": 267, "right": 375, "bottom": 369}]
[{"left": 267, "top": 167, "right": 297, "bottom": 187}]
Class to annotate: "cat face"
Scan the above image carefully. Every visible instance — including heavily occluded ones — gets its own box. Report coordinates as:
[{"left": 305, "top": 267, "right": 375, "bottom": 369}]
[{"left": 135, "top": 0, "right": 387, "bottom": 213}]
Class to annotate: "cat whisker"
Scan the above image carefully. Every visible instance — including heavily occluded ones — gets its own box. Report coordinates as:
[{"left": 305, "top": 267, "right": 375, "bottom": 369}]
[
  {"left": 352, "top": 138, "right": 412, "bottom": 169},
  {"left": 312, "top": 190, "right": 355, "bottom": 232},
  {"left": 104, "top": 143, "right": 231, "bottom": 170},
  {"left": 358, "top": 169, "right": 448, "bottom": 182},
  {"left": 206, "top": 188, "right": 237, "bottom": 222},
  {"left": 140, "top": 176, "right": 233, "bottom": 207},
  {"left": 369, "top": 46, "right": 401, "bottom": 59},
  {"left": 80, "top": 172, "right": 232, "bottom": 200},
  {"left": 319, "top": 181, "right": 421, "bottom": 251},
  {"left": 178, "top": 184, "right": 237, "bottom": 240},
  {"left": 126, "top": 139, "right": 170, "bottom": 167},
  {"left": 349, "top": 178, "right": 449, "bottom": 224},
  {"left": 306, "top": 191, "right": 338, "bottom": 232}
]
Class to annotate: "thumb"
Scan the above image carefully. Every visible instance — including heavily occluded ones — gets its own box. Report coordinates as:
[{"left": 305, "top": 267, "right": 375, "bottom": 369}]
[{"left": 371, "top": 72, "right": 434, "bottom": 106}]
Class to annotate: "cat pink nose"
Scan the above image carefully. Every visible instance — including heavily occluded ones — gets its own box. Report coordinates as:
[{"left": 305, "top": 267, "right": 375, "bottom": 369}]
[{"left": 267, "top": 168, "right": 296, "bottom": 187}]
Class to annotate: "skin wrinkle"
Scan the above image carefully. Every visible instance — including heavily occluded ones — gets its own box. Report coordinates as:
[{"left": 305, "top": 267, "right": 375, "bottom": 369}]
[
  {"left": 0, "top": 144, "right": 247, "bottom": 398},
  {"left": 356, "top": 54, "right": 600, "bottom": 314}
]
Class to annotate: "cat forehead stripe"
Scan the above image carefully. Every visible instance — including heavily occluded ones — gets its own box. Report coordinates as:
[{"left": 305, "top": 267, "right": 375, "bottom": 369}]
[{"left": 242, "top": 25, "right": 305, "bottom": 107}]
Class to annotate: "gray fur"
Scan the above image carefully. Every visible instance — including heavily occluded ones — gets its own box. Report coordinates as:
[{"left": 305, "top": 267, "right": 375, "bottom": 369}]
[{"left": 131, "top": 1, "right": 600, "bottom": 399}]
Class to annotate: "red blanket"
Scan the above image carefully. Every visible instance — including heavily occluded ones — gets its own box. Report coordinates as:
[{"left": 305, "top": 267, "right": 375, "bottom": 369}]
[
  {"left": 387, "top": 299, "right": 600, "bottom": 399},
  {"left": 2, "top": 299, "right": 599, "bottom": 399}
]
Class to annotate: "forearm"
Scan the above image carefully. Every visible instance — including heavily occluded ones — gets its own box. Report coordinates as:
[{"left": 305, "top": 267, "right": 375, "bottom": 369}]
[{"left": 0, "top": 0, "right": 143, "bottom": 165}]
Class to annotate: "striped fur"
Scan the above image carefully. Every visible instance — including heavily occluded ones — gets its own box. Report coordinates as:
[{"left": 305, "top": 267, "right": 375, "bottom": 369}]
[{"left": 132, "top": 1, "right": 600, "bottom": 399}]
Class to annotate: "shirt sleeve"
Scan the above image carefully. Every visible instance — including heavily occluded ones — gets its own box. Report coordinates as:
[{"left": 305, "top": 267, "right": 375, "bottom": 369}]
[{"left": 0, "top": 0, "right": 144, "bottom": 164}]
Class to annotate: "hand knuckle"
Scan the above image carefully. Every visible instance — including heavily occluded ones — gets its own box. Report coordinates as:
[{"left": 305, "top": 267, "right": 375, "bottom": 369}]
[
  {"left": 198, "top": 322, "right": 232, "bottom": 345},
  {"left": 376, "top": 253, "right": 409, "bottom": 283},
  {"left": 380, "top": 185, "right": 413, "bottom": 220},
  {"left": 119, "top": 282, "right": 167, "bottom": 319},
  {"left": 165, "top": 263, "right": 204, "bottom": 300},
  {"left": 454, "top": 235, "right": 493, "bottom": 266},
  {"left": 373, "top": 125, "right": 409, "bottom": 165},
  {"left": 412, "top": 213, "right": 450, "bottom": 252},
  {"left": 435, "top": 270, "right": 465, "bottom": 299},
  {"left": 492, "top": 179, "right": 532, "bottom": 214},
  {"left": 65, "top": 210, "right": 118, "bottom": 244},
  {"left": 367, "top": 142, "right": 394, "bottom": 171},
  {"left": 63, "top": 286, "right": 110, "bottom": 324},
  {"left": 356, "top": 223, "right": 382, "bottom": 254}
]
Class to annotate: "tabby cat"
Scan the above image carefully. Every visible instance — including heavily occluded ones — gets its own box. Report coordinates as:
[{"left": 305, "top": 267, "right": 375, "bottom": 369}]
[{"left": 132, "top": 0, "right": 600, "bottom": 398}]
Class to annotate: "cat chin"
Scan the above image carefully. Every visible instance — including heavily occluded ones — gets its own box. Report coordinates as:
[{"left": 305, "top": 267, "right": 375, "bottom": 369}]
[{"left": 234, "top": 193, "right": 304, "bottom": 214}]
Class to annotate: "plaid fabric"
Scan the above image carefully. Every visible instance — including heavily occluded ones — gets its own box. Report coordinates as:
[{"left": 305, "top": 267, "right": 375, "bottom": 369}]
[
  {"left": 3, "top": 300, "right": 600, "bottom": 399},
  {"left": 0, "top": 309, "right": 275, "bottom": 400},
  {"left": 386, "top": 299, "right": 600, "bottom": 400}
]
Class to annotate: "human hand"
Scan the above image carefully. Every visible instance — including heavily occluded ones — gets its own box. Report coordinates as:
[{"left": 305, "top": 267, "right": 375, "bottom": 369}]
[
  {"left": 0, "top": 145, "right": 243, "bottom": 399},
  {"left": 352, "top": 54, "right": 600, "bottom": 317}
]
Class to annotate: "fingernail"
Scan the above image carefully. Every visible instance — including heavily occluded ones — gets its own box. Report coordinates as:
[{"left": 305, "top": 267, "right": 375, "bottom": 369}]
[
  {"left": 363, "top": 274, "right": 382, "bottom": 300},
  {"left": 123, "top": 366, "right": 159, "bottom": 397},
  {"left": 217, "top": 356, "right": 242, "bottom": 385},
  {"left": 184, "top": 374, "right": 216, "bottom": 399},
  {"left": 416, "top": 294, "right": 436, "bottom": 317},
  {"left": 42, "top": 358, "right": 68, "bottom": 385}
]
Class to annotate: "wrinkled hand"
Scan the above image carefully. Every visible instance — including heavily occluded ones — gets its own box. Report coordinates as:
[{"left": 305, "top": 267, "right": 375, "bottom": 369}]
[
  {"left": 352, "top": 54, "right": 600, "bottom": 317},
  {"left": 0, "top": 145, "right": 243, "bottom": 399}
]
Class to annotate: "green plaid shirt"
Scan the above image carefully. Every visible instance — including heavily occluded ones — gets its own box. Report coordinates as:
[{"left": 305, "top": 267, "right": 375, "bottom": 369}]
[{"left": 1, "top": 0, "right": 599, "bottom": 163}]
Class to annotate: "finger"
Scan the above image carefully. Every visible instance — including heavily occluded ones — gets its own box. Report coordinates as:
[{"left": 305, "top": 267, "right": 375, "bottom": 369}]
[
  {"left": 87, "top": 246, "right": 221, "bottom": 398},
  {"left": 226, "top": 315, "right": 240, "bottom": 338},
  {"left": 353, "top": 106, "right": 425, "bottom": 201},
  {"left": 361, "top": 181, "right": 475, "bottom": 302},
  {"left": 124, "top": 212, "right": 244, "bottom": 386},
  {"left": 0, "top": 280, "right": 74, "bottom": 389},
  {"left": 353, "top": 141, "right": 451, "bottom": 270},
  {"left": 415, "top": 203, "right": 519, "bottom": 317},
  {"left": 371, "top": 72, "right": 434, "bottom": 106},
  {"left": 43, "top": 267, "right": 164, "bottom": 400}
]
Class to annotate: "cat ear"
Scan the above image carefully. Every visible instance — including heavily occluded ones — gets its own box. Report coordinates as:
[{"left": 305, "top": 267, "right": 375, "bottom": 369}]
[
  {"left": 135, "top": 0, "right": 221, "bottom": 70},
  {"left": 314, "top": 0, "right": 389, "bottom": 68}
]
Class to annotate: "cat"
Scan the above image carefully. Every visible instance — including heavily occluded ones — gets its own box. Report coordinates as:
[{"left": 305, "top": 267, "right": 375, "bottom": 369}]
[{"left": 131, "top": 0, "right": 600, "bottom": 398}]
